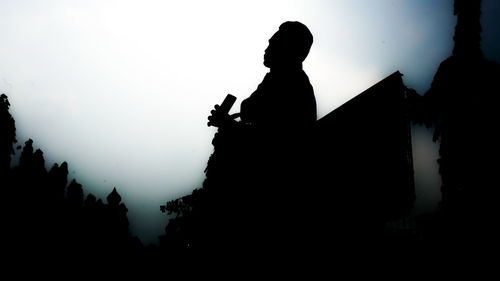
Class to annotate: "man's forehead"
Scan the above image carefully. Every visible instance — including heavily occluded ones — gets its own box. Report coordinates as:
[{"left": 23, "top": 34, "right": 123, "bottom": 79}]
[{"left": 269, "top": 30, "right": 286, "bottom": 43}]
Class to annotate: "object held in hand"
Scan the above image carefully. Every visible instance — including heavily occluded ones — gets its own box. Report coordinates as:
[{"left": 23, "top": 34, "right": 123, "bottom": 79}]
[
  {"left": 207, "top": 94, "right": 237, "bottom": 127},
  {"left": 218, "top": 94, "right": 236, "bottom": 115}
]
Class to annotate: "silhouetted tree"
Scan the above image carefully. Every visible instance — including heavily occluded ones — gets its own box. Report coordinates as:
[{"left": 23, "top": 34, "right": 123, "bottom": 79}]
[
  {"left": 0, "top": 94, "right": 143, "bottom": 268},
  {"left": 417, "top": 0, "right": 500, "bottom": 248},
  {"left": 19, "top": 139, "right": 34, "bottom": 169},
  {"left": 84, "top": 193, "right": 97, "bottom": 207},
  {"left": 47, "top": 161, "right": 68, "bottom": 202},
  {"left": 67, "top": 179, "right": 84, "bottom": 209},
  {"left": 0, "top": 94, "right": 16, "bottom": 172}
]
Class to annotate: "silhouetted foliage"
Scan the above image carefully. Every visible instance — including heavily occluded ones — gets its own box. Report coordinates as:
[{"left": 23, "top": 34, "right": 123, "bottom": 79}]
[
  {"left": 47, "top": 161, "right": 68, "bottom": 202},
  {"left": 412, "top": 0, "right": 500, "bottom": 251},
  {"left": 0, "top": 94, "right": 16, "bottom": 172},
  {"left": 67, "top": 179, "right": 84, "bottom": 209},
  {"left": 400, "top": 1, "right": 500, "bottom": 259},
  {"left": 0, "top": 94, "right": 144, "bottom": 270}
]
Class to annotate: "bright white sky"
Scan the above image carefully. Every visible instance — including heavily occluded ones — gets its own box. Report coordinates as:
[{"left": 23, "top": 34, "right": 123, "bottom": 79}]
[{"left": 1, "top": 0, "right": 498, "bottom": 245}]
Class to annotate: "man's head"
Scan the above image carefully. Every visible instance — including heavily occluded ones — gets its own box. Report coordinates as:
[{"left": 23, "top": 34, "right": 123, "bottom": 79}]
[{"left": 264, "top": 21, "right": 313, "bottom": 69}]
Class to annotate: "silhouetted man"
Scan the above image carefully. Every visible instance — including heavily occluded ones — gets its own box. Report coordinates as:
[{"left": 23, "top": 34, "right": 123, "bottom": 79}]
[
  {"left": 209, "top": 21, "right": 316, "bottom": 134},
  {"left": 206, "top": 21, "right": 317, "bottom": 255},
  {"left": 207, "top": 21, "right": 316, "bottom": 200}
]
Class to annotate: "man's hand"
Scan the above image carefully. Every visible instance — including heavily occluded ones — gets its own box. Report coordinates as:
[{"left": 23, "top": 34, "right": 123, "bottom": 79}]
[{"left": 207, "top": 104, "right": 240, "bottom": 128}]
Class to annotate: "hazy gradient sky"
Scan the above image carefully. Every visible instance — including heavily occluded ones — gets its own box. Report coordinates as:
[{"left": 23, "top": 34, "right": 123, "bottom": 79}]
[{"left": 1, "top": 0, "right": 499, "bottom": 245}]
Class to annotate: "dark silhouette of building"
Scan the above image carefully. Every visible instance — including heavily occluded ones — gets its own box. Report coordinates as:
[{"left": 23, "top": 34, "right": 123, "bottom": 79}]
[{"left": 314, "top": 71, "right": 415, "bottom": 248}]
